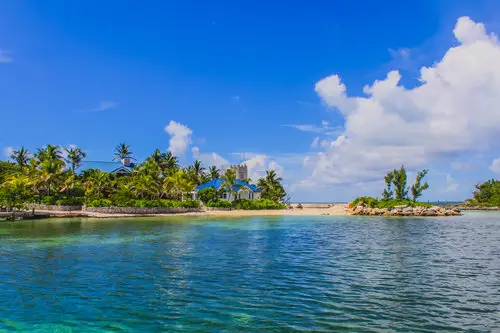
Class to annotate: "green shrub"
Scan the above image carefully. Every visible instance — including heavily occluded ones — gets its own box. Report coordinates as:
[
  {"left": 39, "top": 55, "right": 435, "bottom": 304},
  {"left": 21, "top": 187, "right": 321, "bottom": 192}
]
[
  {"left": 55, "top": 197, "right": 85, "bottom": 206},
  {"left": 40, "top": 196, "right": 57, "bottom": 205},
  {"left": 197, "top": 188, "right": 218, "bottom": 203},
  {"left": 206, "top": 199, "right": 232, "bottom": 208},
  {"left": 351, "top": 196, "right": 431, "bottom": 209},
  {"left": 87, "top": 199, "right": 113, "bottom": 207}
]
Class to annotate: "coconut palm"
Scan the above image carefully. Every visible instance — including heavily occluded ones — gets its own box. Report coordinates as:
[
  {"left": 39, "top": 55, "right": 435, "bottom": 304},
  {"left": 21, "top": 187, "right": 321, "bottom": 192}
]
[
  {"left": 219, "top": 168, "right": 243, "bottom": 201},
  {"left": 257, "top": 170, "right": 286, "bottom": 202},
  {"left": 164, "top": 151, "right": 179, "bottom": 175},
  {"left": 84, "top": 170, "right": 111, "bottom": 199},
  {"left": 163, "top": 169, "right": 195, "bottom": 201},
  {"left": 129, "top": 159, "right": 163, "bottom": 199},
  {"left": 65, "top": 147, "right": 87, "bottom": 173},
  {"left": 113, "top": 143, "right": 134, "bottom": 161},
  {"left": 33, "top": 145, "right": 65, "bottom": 196},
  {"left": 209, "top": 166, "right": 220, "bottom": 180},
  {"left": 188, "top": 160, "right": 206, "bottom": 185},
  {"left": 10, "top": 147, "right": 31, "bottom": 168}
]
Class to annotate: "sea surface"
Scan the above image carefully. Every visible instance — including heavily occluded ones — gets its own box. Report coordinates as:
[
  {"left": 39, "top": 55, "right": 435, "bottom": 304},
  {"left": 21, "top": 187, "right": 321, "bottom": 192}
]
[{"left": 0, "top": 212, "right": 499, "bottom": 332}]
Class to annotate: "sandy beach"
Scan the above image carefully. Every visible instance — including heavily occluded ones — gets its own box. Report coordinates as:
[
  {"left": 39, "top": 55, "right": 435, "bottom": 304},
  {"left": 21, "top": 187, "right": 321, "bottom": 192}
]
[{"left": 24, "top": 204, "right": 349, "bottom": 219}]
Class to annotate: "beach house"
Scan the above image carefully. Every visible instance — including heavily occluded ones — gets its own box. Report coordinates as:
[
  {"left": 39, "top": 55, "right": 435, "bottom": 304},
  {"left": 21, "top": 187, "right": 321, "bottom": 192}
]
[
  {"left": 76, "top": 158, "right": 135, "bottom": 175},
  {"left": 193, "top": 164, "right": 262, "bottom": 202}
]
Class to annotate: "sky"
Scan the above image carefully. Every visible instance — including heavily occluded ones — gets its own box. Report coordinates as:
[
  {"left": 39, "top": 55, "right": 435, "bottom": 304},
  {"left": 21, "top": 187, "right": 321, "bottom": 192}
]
[{"left": 2, "top": 0, "right": 500, "bottom": 202}]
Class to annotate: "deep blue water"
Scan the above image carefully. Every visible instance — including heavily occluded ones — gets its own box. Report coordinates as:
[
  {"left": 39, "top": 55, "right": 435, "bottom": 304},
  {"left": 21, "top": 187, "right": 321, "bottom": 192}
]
[{"left": 0, "top": 212, "right": 499, "bottom": 332}]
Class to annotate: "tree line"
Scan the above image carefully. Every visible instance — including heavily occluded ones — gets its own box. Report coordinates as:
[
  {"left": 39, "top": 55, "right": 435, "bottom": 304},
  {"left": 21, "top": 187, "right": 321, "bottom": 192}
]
[{"left": 0, "top": 143, "right": 287, "bottom": 211}]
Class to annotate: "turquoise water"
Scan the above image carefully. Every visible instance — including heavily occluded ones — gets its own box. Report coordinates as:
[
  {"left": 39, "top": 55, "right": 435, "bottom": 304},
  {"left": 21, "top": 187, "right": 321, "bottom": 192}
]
[{"left": 0, "top": 213, "right": 499, "bottom": 332}]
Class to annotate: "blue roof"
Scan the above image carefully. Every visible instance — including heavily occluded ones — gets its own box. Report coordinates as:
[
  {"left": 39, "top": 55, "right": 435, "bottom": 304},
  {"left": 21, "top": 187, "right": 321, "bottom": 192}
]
[
  {"left": 196, "top": 178, "right": 262, "bottom": 192},
  {"left": 76, "top": 161, "right": 134, "bottom": 174}
]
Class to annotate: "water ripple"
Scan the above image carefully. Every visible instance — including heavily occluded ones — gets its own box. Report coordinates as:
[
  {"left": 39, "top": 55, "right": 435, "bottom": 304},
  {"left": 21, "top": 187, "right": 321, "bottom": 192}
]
[{"left": 0, "top": 213, "right": 499, "bottom": 332}]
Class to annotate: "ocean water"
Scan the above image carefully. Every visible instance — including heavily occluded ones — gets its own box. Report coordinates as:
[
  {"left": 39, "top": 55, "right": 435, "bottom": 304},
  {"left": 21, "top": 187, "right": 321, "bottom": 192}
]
[{"left": 0, "top": 212, "right": 499, "bottom": 332}]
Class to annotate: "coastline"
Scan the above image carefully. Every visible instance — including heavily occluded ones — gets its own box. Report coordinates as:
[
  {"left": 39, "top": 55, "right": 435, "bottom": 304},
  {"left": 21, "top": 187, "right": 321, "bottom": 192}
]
[{"left": 2, "top": 205, "right": 349, "bottom": 220}]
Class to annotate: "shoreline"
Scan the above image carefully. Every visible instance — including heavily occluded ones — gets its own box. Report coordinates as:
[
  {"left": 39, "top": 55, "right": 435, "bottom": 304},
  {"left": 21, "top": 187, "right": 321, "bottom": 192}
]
[{"left": 1, "top": 205, "right": 349, "bottom": 220}]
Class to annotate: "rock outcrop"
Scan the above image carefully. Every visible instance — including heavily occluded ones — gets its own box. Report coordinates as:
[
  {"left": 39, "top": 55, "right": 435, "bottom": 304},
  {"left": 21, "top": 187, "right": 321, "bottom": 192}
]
[{"left": 348, "top": 204, "right": 461, "bottom": 217}]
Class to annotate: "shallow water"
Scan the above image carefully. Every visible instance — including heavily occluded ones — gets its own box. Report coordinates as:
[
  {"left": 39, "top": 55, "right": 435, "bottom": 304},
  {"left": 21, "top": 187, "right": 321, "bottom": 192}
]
[{"left": 0, "top": 212, "right": 499, "bottom": 332}]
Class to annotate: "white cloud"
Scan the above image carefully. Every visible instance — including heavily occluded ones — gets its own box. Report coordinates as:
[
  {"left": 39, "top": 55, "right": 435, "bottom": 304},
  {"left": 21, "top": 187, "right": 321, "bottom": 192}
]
[
  {"left": 3, "top": 146, "right": 13, "bottom": 158},
  {"left": 94, "top": 101, "right": 118, "bottom": 111},
  {"left": 0, "top": 49, "right": 12, "bottom": 63},
  {"left": 490, "top": 158, "right": 500, "bottom": 174},
  {"left": 304, "top": 16, "right": 500, "bottom": 187},
  {"left": 445, "top": 174, "right": 459, "bottom": 192},
  {"left": 311, "top": 137, "right": 320, "bottom": 148},
  {"left": 165, "top": 121, "right": 193, "bottom": 156},
  {"left": 241, "top": 154, "right": 284, "bottom": 182},
  {"left": 192, "top": 146, "right": 228, "bottom": 168},
  {"left": 283, "top": 123, "right": 342, "bottom": 136}
]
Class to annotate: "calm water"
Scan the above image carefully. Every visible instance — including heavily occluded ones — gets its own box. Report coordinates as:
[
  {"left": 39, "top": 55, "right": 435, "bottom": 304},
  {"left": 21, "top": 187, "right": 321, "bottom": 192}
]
[{"left": 0, "top": 213, "right": 499, "bottom": 332}]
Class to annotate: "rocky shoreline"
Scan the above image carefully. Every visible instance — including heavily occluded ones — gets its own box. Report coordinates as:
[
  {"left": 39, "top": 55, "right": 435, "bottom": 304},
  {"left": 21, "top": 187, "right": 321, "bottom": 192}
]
[{"left": 349, "top": 204, "right": 462, "bottom": 217}]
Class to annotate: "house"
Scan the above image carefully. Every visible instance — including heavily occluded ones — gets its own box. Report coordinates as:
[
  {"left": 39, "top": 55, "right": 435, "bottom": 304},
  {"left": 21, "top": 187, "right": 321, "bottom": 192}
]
[
  {"left": 193, "top": 178, "right": 262, "bottom": 202},
  {"left": 76, "top": 158, "right": 135, "bottom": 175}
]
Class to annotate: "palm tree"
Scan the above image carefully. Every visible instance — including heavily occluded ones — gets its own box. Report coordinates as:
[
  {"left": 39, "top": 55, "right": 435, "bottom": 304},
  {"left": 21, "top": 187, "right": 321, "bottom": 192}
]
[
  {"left": 65, "top": 147, "right": 87, "bottom": 173},
  {"left": 189, "top": 160, "right": 206, "bottom": 185},
  {"left": 209, "top": 166, "right": 220, "bottom": 180},
  {"left": 257, "top": 170, "right": 285, "bottom": 202},
  {"left": 129, "top": 159, "right": 162, "bottom": 199},
  {"left": 10, "top": 147, "right": 30, "bottom": 168},
  {"left": 220, "top": 168, "right": 243, "bottom": 201},
  {"left": 33, "top": 145, "right": 65, "bottom": 196},
  {"left": 163, "top": 169, "right": 195, "bottom": 201},
  {"left": 163, "top": 151, "right": 179, "bottom": 175},
  {"left": 113, "top": 143, "right": 134, "bottom": 161},
  {"left": 84, "top": 170, "right": 111, "bottom": 199}
]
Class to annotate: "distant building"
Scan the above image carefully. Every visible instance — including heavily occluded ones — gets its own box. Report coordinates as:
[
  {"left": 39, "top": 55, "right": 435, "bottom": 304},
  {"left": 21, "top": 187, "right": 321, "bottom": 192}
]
[
  {"left": 193, "top": 178, "right": 261, "bottom": 202},
  {"left": 76, "top": 158, "right": 135, "bottom": 175}
]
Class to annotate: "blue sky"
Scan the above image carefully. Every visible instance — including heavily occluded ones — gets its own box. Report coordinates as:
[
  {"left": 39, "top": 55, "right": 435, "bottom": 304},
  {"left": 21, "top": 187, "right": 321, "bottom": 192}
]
[{"left": 2, "top": 0, "right": 500, "bottom": 202}]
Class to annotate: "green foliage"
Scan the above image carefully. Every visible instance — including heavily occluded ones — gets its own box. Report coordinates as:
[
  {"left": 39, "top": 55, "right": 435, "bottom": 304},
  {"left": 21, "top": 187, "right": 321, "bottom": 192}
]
[
  {"left": 410, "top": 169, "right": 429, "bottom": 202},
  {"left": 469, "top": 179, "right": 500, "bottom": 207},
  {"left": 87, "top": 198, "right": 200, "bottom": 208},
  {"left": 257, "top": 170, "right": 286, "bottom": 202},
  {"left": 205, "top": 199, "right": 285, "bottom": 210},
  {"left": 206, "top": 199, "right": 233, "bottom": 208},
  {"left": 352, "top": 196, "right": 431, "bottom": 209},
  {"left": 197, "top": 187, "right": 218, "bottom": 203},
  {"left": 232, "top": 199, "right": 286, "bottom": 210},
  {"left": 87, "top": 199, "right": 113, "bottom": 207},
  {"left": 55, "top": 197, "right": 85, "bottom": 206}
]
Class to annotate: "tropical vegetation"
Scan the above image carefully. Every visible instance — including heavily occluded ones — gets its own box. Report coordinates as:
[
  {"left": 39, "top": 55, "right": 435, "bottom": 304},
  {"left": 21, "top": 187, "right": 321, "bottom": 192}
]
[
  {"left": 465, "top": 179, "right": 500, "bottom": 207},
  {"left": 353, "top": 165, "right": 431, "bottom": 209},
  {"left": 0, "top": 144, "right": 286, "bottom": 212}
]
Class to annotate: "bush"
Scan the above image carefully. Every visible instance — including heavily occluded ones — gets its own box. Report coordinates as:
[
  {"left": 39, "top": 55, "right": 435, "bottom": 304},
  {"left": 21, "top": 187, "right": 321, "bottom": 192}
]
[
  {"left": 197, "top": 188, "right": 218, "bottom": 204},
  {"left": 55, "top": 197, "right": 85, "bottom": 206},
  {"left": 87, "top": 199, "right": 113, "bottom": 207},
  {"left": 351, "top": 196, "right": 431, "bottom": 209},
  {"left": 206, "top": 199, "right": 232, "bottom": 208},
  {"left": 40, "top": 196, "right": 57, "bottom": 205}
]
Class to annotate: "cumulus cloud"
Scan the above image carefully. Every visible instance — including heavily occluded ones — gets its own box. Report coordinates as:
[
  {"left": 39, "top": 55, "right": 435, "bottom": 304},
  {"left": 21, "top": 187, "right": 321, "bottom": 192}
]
[
  {"left": 241, "top": 154, "right": 284, "bottom": 182},
  {"left": 165, "top": 121, "right": 193, "bottom": 156},
  {"left": 3, "top": 146, "right": 13, "bottom": 158},
  {"left": 490, "top": 158, "right": 500, "bottom": 174},
  {"left": 192, "top": 146, "right": 229, "bottom": 168},
  {"left": 0, "top": 49, "right": 12, "bottom": 63},
  {"left": 304, "top": 16, "right": 500, "bottom": 187}
]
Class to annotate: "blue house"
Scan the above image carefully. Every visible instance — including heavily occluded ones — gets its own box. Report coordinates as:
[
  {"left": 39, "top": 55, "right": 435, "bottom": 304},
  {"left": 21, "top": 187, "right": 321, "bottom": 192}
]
[
  {"left": 76, "top": 158, "right": 135, "bottom": 175},
  {"left": 194, "top": 178, "right": 262, "bottom": 202}
]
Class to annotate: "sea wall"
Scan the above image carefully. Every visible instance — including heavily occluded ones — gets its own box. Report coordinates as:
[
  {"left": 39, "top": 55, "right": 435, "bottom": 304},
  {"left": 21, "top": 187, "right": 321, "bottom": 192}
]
[
  {"left": 82, "top": 206, "right": 201, "bottom": 214},
  {"left": 349, "top": 204, "right": 462, "bottom": 217},
  {"left": 28, "top": 204, "right": 83, "bottom": 211}
]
